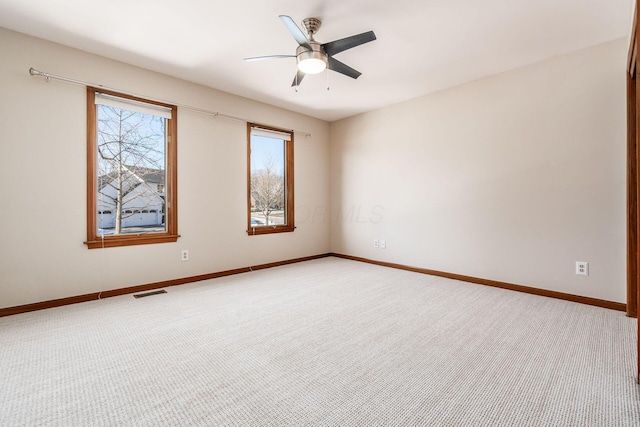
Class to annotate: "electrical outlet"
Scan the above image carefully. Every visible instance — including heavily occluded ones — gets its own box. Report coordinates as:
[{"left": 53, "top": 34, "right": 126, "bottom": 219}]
[
  {"left": 373, "top": 239, "right": 379, "bottom": 248},
  {"left": 380, "top": 239, "right": 386, "bottom": 249},
  {"left": 181, "top": 250, "right": 189, "bottom": 261},
  {"left": 576, "top": 261, "right": 588, "bottom": 276}
]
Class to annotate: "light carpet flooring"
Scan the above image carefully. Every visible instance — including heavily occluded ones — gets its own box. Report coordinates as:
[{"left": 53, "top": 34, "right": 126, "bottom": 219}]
[{"left": 1, "top": 257, "right": 638, "bottom": 426}]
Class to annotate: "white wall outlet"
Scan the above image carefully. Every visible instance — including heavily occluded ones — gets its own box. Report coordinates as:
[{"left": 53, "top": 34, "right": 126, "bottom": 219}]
[
  {"left": 380, "top": 239, "right": 386, "bottom": 249},
  {"left": 181, "top": 250, "right": 189, "bottom": 261},
  {"left": 576, "top": 261, "right": 588, "bottom": 276},
  {"left": 373, "top": 239, "right": 379, "bottom": 248}
]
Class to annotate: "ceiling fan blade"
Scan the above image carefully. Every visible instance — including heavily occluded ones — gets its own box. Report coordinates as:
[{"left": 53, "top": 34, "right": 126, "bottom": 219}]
[
  {"left": 291, "top": 70, "right": 306, "bottom": 87},
  {"left": 279, "top": 15, "right": 311, "bottom": 49},
  {"left": 322, "top": 31, "right": 376, "bottom": 56},
  {"left": 244, "top": 55, "right": 295, "bottom": 62},
  {"left": 327, "top": 57, "right": 361, "bottom": 79}
]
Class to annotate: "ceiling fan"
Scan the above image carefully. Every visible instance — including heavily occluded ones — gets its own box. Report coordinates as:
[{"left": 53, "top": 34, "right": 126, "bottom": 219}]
[{"left": 244, "top": 15, "right": 376, "bottom": 87}]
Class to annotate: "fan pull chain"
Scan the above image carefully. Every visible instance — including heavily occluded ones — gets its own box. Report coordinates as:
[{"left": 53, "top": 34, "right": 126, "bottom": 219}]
[{"left": 326, "top": 68, "right": 330, "bottom": 91}]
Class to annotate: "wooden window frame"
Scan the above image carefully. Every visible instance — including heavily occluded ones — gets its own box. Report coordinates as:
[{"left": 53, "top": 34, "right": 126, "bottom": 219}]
[
  {"left": 85, "top": 87, "right": 179, "bottom": 249},
  {"left": 247, "top": 123, "right": 295, "bottom": 236}
]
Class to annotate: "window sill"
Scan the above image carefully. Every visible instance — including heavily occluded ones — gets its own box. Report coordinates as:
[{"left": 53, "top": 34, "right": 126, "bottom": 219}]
[
  {"left": 247, "top": 225, "right": 295, "bottom": 236},
  {"left": 85, "top": 233, "right": 180, "bottom": 249}
]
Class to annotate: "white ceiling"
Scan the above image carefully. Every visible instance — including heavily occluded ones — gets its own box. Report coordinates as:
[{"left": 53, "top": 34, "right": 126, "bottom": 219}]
[{"left": 0, "top": 0, "right": 634, "bottom": 121}]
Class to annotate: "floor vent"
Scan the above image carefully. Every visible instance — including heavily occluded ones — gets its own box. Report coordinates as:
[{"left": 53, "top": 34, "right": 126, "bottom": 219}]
[{"left": 133, "top": 289, "right": 167, "bottom": 299}]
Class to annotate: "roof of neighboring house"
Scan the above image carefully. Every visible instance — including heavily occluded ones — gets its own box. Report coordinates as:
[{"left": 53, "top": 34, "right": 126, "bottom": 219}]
[{"left": 98, "top": 166, "right": 165, "bottom": 192}]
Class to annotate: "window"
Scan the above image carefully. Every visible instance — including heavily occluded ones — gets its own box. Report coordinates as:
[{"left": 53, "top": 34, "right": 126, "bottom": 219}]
[
  {"left": 85, "top": 87, "right": 178, "bottom": 249},
  {"left": 247, "top": 123, "right": 294, "bottom": 235}
]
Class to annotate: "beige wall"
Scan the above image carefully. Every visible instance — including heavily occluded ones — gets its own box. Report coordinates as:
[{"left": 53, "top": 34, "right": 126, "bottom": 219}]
[
  {"left": 0, "top": 27, "right": 629, "bottom": 308},
  {"left": 0, "top": 28, "right": 331, "bottom": 309},
  {"left": 330, "top": 38, "right": 628, "bottom": 303}
]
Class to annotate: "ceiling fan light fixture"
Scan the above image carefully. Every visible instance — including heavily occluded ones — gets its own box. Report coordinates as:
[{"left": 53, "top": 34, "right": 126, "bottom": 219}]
[
  {"left": 298, "top": 57, "right": 327, "bottom": 74},
  {"left": 296, "top": 43, "right": 327, "bottom": 74}
]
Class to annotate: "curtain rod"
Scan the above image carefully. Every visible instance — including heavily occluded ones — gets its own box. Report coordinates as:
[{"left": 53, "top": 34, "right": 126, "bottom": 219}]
[{"left": 28, "top": 67, "right": 312, "bottom": 138}]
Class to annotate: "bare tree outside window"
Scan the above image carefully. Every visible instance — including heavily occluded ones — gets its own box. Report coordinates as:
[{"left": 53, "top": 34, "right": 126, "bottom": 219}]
[
  {"left": 251, "top": 154, "right": 285, "bottom": 226},
  {"left": 96, "top": 102, "right": 167, "bottom": 235}
]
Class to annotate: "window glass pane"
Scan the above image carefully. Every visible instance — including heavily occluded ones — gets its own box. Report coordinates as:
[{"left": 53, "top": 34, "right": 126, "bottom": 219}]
[
  {"left": 95, "top": 101, "right": 167, "bottom": 236},
  {"left": 250, "top": 135, "right": 286, "bottom": 227}
]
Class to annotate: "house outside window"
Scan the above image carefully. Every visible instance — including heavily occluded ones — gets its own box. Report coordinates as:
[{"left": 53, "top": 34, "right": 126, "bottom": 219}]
[
  {"left": 247, "top": 123, "right": 294, "bottom": 235},
  {"left": 85, "top": 88, "right": 178, "bottom": 248}
]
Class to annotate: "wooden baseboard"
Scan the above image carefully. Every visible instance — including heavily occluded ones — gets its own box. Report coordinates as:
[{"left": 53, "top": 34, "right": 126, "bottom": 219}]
[
  {"left": 331, "top": 253, "right": 627, "bottom": 312},
  {"left": 1, "top": 252, "right": 625, "bottom": 317},
  {"left": 0, "top": 253, "right": 331, "bottom": 317}
]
